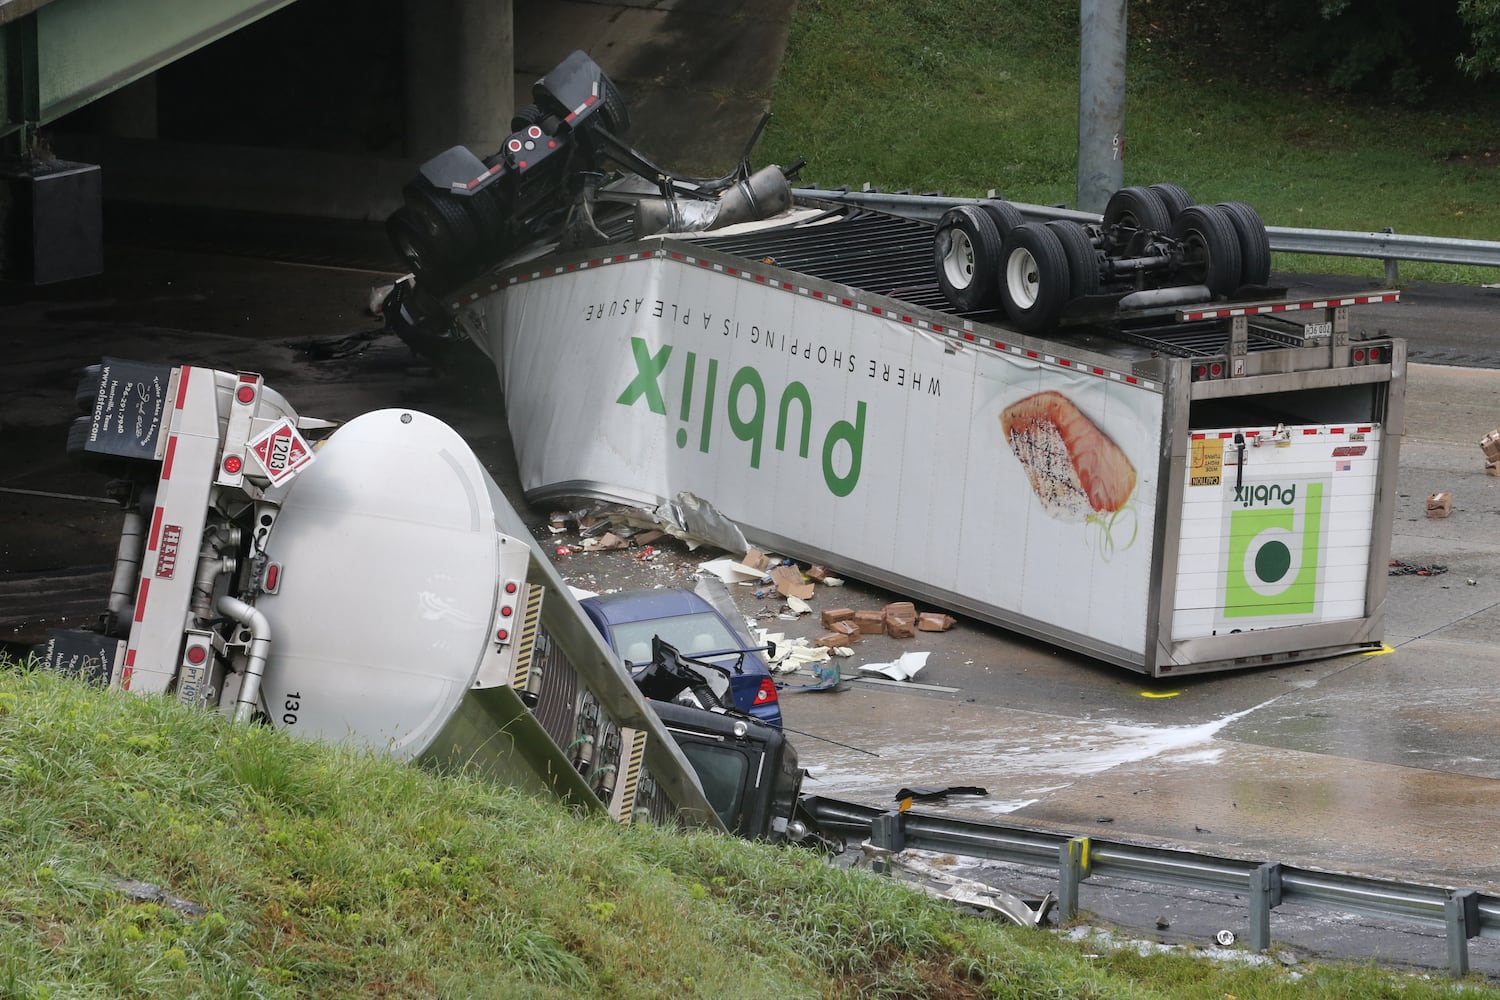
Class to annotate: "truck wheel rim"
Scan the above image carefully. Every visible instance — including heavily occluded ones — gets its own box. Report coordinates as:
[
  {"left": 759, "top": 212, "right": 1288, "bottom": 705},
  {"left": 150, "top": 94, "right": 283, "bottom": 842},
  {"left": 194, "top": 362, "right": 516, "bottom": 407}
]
[
  {"left": 1005, "top": 247, "right": 1040, "bottom": 309},
  {"left": 941, "top": 228, "right": 977, "bottom": 290}
]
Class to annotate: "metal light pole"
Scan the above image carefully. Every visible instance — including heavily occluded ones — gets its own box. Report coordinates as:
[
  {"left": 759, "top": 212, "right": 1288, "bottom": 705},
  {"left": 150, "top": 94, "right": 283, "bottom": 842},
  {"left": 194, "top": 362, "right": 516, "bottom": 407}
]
[{"left": 1077, "top": 0, "right": 1127, "bottom": 213}]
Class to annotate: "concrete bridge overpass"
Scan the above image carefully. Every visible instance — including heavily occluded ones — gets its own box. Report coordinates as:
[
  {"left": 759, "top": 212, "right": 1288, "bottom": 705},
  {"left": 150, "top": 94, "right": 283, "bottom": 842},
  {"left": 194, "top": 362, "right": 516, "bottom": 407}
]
[{"left": 0, "top": 0, "right": 794, "bottom": 278}]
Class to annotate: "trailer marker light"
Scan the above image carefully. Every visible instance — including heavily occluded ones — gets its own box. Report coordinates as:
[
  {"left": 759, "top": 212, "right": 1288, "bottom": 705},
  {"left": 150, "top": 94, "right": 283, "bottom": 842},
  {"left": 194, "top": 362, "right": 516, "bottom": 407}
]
[
  {"left": 1210, "top": 362, "right": 1223, "bottom": 377},
  {"left": 236, "top": 385, "right": 256, "bottom": 404},
  {"left": 223, "top": 455, "right": 242, "bottom": 475},
  {"left": 501, "top": 604, "right": 513, "bottom": 617},
  {"left": 505, "top": 581, "right": 518, "bottom": 594},
  {"left": 496, "top": 628, "right": 509, "bottom": 642},
  {"left": 1353, "top": 348, "right": 1366, "bottom": 362},
  {"left": 1369, "top": 347, "right": 1382, "bottom": 361},
  {"left": 1196, "top": 365, "right": 1207, "bottom": 379},
  {"left": 185, "top": 643, "right": 208, "bottom": 666}
]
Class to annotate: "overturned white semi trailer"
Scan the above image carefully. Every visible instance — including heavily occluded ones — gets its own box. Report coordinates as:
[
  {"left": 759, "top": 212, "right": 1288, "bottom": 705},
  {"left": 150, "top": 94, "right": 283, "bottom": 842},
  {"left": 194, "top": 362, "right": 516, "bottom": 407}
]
[{"left": 434, "top": 203, "right": 1403, "bottom": 678}]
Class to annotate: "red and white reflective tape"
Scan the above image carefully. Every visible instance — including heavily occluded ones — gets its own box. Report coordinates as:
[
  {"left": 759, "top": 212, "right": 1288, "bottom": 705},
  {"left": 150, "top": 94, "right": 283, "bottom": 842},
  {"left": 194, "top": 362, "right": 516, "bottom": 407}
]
[
  {"left": 468, "top": 247, "right": 1157, "bottom": 390},
  {"left": 1179, "top": 291, "right": 1400, "bottom": 322},
  {"left": 1189, "top": 425, "right": 1374, "bottom": 441}
]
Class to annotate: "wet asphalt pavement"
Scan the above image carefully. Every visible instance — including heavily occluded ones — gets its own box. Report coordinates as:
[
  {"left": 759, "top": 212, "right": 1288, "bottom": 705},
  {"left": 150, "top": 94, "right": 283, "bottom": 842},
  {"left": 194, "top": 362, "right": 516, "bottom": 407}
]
[{"left": 3, "top": 232, "right": 1500, "bottom": 976}]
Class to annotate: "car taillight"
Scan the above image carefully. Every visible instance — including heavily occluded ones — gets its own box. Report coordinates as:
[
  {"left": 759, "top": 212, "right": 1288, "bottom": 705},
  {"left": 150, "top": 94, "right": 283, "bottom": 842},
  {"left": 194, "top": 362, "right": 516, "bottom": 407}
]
[{"left": 755, "top": 677, "right": 779, "bottom": 704}]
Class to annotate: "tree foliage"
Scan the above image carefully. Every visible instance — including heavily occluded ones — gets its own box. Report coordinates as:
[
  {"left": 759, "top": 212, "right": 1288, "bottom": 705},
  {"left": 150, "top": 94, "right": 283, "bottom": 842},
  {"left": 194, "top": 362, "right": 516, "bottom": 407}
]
[
  {"left": 1457, "top": 0, "right": 1500, "bottom": 78},
  {"left": 1140, "top": 0, "right": 1497, "bottom": 103}
]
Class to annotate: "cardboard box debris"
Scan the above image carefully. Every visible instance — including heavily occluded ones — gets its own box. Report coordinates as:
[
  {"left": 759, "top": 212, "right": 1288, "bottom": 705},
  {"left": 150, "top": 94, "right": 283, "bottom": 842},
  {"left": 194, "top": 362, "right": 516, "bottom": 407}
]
[
  {"left": 885, "top": 617, "right": 916, "bottom": 639},
  {"left": 633, "top": 529, "right": 665, "bottom": 546},
  {"left": 1488, "top": 460, "right": 1499, "bottom": 478},
  {"left": 829, "top": 619, "right": 861, "bottom": 639},
  {"left": 883, "top": 602, "right": 917, "bottom": 623},
  {"left": 742, "top": 547, "right": 771, "bottom": 572},
  {"left": 821, "top": 607, "right": 856, "bottom": 628},
  {"left": 853, "top": 610, "right": 886, "bottom": 634},
  {"left": 917, "top": 612, "right": 957, "bottom": 632},
  {"left": 1426, "top": 491, "right": 1453, "bottom": 518},
  {"left": 1481, "top": 430, "right": 1500, "bottom": 463},
  {"left": 769, "top": 564, "right": 814, "bottom": 600},
  {"left": 806, "top": 564, "right": 829, "bottom": 582},
  {"left": 813, "top": 633, "right": 855, "bottom": 650}
]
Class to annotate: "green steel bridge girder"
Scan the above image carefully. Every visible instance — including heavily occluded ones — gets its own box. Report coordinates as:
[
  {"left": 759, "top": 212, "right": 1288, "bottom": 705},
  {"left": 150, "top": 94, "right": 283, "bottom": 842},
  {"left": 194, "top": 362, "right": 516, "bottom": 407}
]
[{"left": 0, "top": 0, "right": 299, "bottom": 153}]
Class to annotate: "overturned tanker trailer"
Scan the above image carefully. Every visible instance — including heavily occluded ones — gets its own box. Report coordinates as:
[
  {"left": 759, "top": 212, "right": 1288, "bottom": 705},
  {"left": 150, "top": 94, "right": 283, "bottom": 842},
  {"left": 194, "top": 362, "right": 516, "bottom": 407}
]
[{"left": 386, "top": 52, "right": 1406, "bottom": 678}]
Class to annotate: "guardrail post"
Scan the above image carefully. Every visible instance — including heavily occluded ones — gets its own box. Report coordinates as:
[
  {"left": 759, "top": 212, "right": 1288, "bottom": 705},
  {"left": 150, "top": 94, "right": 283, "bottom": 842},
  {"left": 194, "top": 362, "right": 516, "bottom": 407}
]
[
  {"left": 870, "top": 809, "right": 906, "bottom": 853},
  {"left": 1247, "top": 862, "right": 1282, "bottom": 952},
  {"left": 1058, "top": 837, "right": 1090, "bottom": 920},
  {"left": 1445, "top": 889, "right": 1479, "bottom": 975}
]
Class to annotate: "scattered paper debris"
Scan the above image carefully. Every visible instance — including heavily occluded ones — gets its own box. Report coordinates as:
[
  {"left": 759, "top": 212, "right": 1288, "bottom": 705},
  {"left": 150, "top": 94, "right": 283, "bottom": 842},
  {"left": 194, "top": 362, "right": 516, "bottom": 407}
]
[
  {"left": 859, "top": 651, "right": 930, "bottom": 682},
  {"left": 786, "top": 595, "right": 812, "bottom": 615},
  {"left": 698, "top": 557, "right": 764, "bottom": 585}
]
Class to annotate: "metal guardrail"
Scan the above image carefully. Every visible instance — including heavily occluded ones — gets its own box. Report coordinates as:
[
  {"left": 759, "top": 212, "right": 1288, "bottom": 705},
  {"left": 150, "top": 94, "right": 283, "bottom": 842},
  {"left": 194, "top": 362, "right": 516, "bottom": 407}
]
[
  {"left": 793, "top": 188, "right": 1500, "bottom": 281},
  {"left": 804, "top": 796, "right": 1496, "bottom": 976}
]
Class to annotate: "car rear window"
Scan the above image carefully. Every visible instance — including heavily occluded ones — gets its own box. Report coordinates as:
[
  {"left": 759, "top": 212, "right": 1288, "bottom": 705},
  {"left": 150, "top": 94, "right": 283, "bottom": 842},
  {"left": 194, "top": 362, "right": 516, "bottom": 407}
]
[{"left": 610, "top": 612, "right": 738, "bottom": 665}]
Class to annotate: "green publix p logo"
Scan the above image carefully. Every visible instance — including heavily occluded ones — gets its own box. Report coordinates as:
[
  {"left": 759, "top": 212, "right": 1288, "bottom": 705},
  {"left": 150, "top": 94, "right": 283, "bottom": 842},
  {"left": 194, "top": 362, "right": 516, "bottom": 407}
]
[
  {"left": 615, "top": 337, "right": 866, "bottom": 497},
  {"left": 1222, "top": 480, "right": 1325, "bottom": 619}
]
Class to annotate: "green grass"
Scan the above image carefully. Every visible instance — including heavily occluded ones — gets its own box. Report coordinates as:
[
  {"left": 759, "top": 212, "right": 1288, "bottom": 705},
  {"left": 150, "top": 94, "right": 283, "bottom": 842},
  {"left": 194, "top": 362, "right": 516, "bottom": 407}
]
[
  {"left": 3, "top": 661, "right": 1500, "bottom": 998},
  {"left": 759, "top": 0, "right": 1500, "bottom": 285}
]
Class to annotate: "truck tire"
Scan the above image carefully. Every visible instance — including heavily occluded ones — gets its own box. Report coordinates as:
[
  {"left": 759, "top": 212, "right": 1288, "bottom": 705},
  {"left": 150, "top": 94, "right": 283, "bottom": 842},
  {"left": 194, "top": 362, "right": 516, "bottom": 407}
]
[
  {"left": 1103, "top": 186, "right": 1172, "bottom": 234},
  {"left": 510, "top": 103, "right": 547, "bottom": 132},
  {"left": 405, "top": 186, "right": 481, "bottom": 257},
  {"left": 977, "top": 199, "right": 1025, "bottom": 243},
  {"left": 1172, "top": 204, "right": 1243, "bottom": 297},
  {"left": 1000, "top": 222, "right": 1072, "bottom": 332},
  {"left": 1215, "top": 201, "right": 1272, "bottom": 287},
  {"left": 386, "top": 206, "right": 458, "bottom": 283},
  {"left": 598, "top": 76, "right": 631, "bottom": 136},
  {"left": 934, "top": 205, "right": 1003, "bottom": 312},
  {"left": 1148, "top": 183, "right": 1194, "bottom": 223},
  {"left": 1045, "top": 220, "right": 1101, "bottom": 298}
]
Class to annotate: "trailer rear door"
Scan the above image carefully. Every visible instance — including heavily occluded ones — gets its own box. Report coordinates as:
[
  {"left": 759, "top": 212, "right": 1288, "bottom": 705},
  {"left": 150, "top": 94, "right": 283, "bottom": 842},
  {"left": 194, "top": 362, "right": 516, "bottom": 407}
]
[{"left": 1171, "top": 424, "right": 1382, "bottom": 639}]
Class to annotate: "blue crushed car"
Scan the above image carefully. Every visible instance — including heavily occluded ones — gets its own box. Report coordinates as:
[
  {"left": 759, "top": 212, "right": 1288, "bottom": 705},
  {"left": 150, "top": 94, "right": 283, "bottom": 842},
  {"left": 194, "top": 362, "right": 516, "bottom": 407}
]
[{"left": 579, "top": 588, "right": 782, "bottom": 727}]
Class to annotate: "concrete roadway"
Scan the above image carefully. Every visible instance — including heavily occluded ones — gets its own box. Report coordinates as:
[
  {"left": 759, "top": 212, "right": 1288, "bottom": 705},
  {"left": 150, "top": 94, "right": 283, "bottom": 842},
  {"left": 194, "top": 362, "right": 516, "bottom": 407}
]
[{"left": 2, "top": 242, "right": 1499, "bottom": 972}]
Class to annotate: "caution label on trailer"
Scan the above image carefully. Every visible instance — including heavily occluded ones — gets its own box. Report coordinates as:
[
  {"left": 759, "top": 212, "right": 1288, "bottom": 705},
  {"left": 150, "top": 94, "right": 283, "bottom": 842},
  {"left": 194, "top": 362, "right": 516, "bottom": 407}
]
[{"left": 1190, "top": 437, "right": 1223, "bottom": 487}]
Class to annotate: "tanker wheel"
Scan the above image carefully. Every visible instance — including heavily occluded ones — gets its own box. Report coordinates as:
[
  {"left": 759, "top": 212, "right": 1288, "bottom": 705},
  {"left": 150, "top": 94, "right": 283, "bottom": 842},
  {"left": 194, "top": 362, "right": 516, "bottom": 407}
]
[
  {"left": 1000, "top": 222, "right": 1072, "bottom": 332},
  {"left": 1103, "top": 185, "right": 1172, "bottom": 234},
  {"left": 1216, "top": 201, "right": 1272, "bottom": 287},
  {"left": 1172, "top": 204, "right": 1243, "bottom": 297},
  {"left": 933, "top": 205, "right": 1004, "bottom": 312},
  {"left": 1044, "top": 220, "right": 1101, "bottom": 298},
  {"left": 1148, "top": 182, "right": 1194, "bottom": 223}
]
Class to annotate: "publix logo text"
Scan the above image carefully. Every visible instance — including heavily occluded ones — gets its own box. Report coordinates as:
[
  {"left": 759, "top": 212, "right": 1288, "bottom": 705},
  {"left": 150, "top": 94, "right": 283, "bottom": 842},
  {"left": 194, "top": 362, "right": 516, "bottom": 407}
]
[
  {"left": 1222, "top": 480, "right": 1326, "bottom": 620},
  {"left": 616, "top": 337, "right": 866, "bottom": 497}
]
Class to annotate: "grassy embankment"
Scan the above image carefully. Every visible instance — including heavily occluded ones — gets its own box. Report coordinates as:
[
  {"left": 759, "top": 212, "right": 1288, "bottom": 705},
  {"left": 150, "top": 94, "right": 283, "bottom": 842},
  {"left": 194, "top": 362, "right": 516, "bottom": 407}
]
[
  {"left": 757, "top": 0, "right": 1500, "bottom": 286},
  {"left": 3, "top": 664, "right": 1498, "bottom": 999}
]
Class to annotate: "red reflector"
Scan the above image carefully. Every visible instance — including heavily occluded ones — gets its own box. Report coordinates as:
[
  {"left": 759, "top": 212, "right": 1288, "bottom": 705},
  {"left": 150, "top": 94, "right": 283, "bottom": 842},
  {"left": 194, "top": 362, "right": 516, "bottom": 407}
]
[
  {"left": 1354, "top": 348, "right": 1366, "bottom": 362},
  {"left": 500, "top": 605, "right": 513, "bottom": 618},
  {"left": 185, "top": 644, "right": 208, "bottom": 665},
  {"left": 496, "top": 628, "right": 509, "bottom": 642},
  {"left": 527, "top": 125, "right": 541, "bottom": 138},
  {"left": 756, "top": 678, "right": 779, "bottom": 703},
  {"left": 236, "top": 385, "right": 256, "bottom": 404},
  {"left": 1196, "top": 365, "right": 1207, "bottom": 379},
  {"left": 508, "top": 139, "right": 521, "bottom": 152},
  {"left": 223, "top": 455, "right": 242, "bottom": 474},
  {"left": 1210, "top": 362, "right": 1223, "bottom": 377},
  {"left": 1368, "top": 347, "right": 1381, "bottom": 361},
  {"left": 504, "top": 581, "right": 518, "bottom": 594},
  {"left": 265, "top": 564, "right": 280, "bottom": 590}
]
